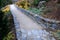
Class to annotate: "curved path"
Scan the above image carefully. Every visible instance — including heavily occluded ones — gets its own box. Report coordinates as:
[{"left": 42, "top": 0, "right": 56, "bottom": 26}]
[
  {"left": 10, "top": 4, "right": 55, "bottom": 40},
  {"left": 10, "top": 4, "right": 43, "bottom": 31}
]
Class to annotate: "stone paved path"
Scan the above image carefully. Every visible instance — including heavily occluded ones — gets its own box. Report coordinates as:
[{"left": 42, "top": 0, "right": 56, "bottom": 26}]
[{"left": 10, "top": 4, "right": 55, "bottom": 40}]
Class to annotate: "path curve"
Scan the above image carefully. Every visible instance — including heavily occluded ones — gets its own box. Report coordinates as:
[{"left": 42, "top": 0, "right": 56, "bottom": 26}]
[{"left": 10, "top": 4, "right": 55, "bottom": 40}]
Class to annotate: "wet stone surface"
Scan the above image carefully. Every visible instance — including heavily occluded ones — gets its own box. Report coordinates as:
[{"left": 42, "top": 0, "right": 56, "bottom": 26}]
[
  {"left": 34, "top": 16, "right": 60, "bottom": 30},
  {"left": 10, "top": 5, "right": 58, "bottom": 40},
  {"left": 20, "top": 29, "right": 55, "bottom": 40}
]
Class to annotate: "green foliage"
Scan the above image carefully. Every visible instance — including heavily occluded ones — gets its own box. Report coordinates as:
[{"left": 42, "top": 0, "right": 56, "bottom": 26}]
[
  {"left": 3, "top": 31, "right": 15, "bottom": 40},
  {"left": 32, "top": 0, "right": 49, "bottom": 6},
  {"left": 0, "top": 10, "right": 14, "bottom": 40},
  {"left": 52, "top": 31, "right": 60, "bottom": 40},
  {"left": 33, "top": 0, "right": 40, "bottom": 6},
  {"left": 0, "top": 0, "right": 12, "bottom": 9},
  {"left": 44, "top": 0, "right": 49, "bottom": 2},
  {"left": 0, "top": 10, "right": 5, "bottom": 40},
  {"left": 28, "top": 7, "right": 45, "bottom": 15}
]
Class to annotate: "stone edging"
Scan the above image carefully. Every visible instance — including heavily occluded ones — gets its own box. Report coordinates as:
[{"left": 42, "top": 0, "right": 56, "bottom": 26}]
[{"left": 16, "top": 5, "right": 60, "bottom": 30}]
